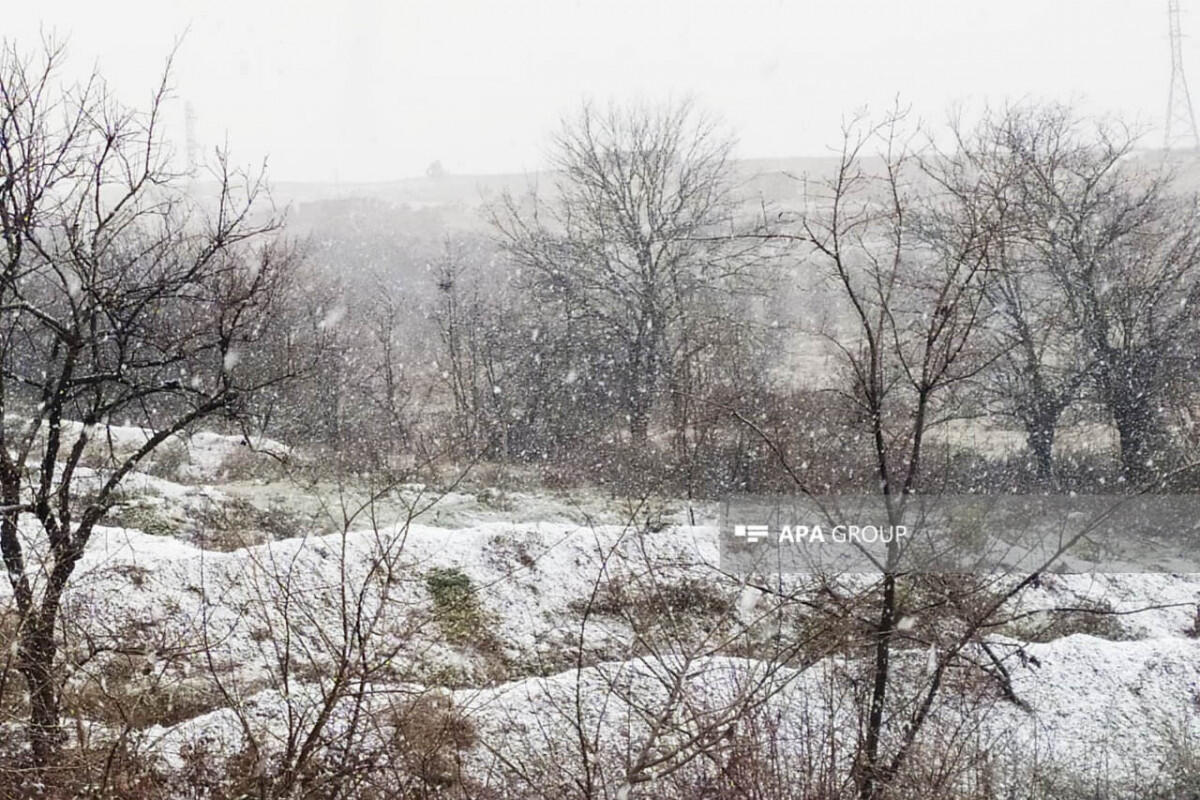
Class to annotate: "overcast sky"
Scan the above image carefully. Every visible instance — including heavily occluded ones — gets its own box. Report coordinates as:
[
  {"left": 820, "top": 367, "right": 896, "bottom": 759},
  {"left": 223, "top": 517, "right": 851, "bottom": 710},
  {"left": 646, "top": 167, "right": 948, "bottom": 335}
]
[{"left": 8, "top": 0, "right": 1181, "bottom": 182}]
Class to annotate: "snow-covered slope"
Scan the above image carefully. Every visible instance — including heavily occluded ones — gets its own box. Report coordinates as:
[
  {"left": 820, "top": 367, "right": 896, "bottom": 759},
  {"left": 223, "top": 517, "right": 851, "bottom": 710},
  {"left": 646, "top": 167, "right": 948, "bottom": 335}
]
[{"left": 8, "top": 459, "right": 1200, "bottom": 796}]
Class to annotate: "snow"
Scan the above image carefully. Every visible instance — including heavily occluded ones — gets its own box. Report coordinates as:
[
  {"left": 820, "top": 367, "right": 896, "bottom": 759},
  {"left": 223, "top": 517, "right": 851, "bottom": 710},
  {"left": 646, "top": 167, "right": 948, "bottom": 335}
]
[
  {"left": 3, "top": 416, "right": 290, "bottom": 483},
  {"left": 37, "top": 486, "right": 1200, "bottom": 793},
  {"left": 3, "top": 437, "right": 1199, "bottom": 794}
]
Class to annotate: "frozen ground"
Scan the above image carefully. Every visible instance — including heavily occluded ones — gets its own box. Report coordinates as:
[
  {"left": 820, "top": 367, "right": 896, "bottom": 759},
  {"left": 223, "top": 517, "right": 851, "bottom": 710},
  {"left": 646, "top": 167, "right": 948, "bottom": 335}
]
[{"left": 6, "top": 424, "right": 1200, "bottom": 794}]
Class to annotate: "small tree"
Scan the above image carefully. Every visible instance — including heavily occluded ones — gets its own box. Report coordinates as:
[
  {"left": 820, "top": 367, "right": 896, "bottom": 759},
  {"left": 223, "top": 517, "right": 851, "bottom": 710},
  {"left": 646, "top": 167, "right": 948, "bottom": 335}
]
[
  {"left": 0, "top": 40, "right": 298, "bottom": 769},
  {"left": 796, "top": 109, "right": 1003, "bottom": 799}
]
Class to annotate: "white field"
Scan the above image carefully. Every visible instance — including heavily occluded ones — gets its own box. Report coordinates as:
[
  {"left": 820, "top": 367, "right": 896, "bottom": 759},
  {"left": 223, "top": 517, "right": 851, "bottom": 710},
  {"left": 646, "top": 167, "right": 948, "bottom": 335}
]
[{"left": 2, "top": 423, "right": 1197, "bottom": 795}]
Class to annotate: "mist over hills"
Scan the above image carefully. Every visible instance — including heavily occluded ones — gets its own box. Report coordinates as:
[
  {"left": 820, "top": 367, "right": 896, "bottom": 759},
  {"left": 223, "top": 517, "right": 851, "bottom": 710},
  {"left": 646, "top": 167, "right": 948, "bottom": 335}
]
[
  {"left": 209, "top": 148, "right": 1200, "bottom": 245},
  {"left": 179, "top": 146, "right": 1200, "bottom": 311},
  {"left": 248, "top": 156, "right": 839, "bottom": 238}
]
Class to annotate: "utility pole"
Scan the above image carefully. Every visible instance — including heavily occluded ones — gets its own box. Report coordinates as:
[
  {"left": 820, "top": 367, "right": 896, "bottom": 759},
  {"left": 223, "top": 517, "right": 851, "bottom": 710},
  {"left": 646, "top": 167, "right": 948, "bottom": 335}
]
[{"left": 1166, "top": 0, "right": 1200, "bottom": 149}]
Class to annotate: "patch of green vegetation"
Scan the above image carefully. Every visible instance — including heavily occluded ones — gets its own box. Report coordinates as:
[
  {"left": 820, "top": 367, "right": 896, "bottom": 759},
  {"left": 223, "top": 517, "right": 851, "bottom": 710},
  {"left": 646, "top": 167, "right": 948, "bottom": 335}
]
[
  {"left": 108, "top": 502, "right": 178, "bottom": 537},
  {"left": 425, "top": 567, "right": 490, "bottom": 646}
]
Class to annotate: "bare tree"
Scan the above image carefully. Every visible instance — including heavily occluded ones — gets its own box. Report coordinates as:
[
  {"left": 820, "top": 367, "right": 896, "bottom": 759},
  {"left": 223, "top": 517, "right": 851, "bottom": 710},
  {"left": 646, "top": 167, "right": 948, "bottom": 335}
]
[
  {"left": 918, "top": 107, "right": 1090, "bottom": 483},
  {"left": 964, "top": 104, "right": 1200, "bottom": 483},
  {"left": 793, "top": 109, "right": 1002, "bottom": 799},
  {"left": 491, "top": 99, "right": 769, "bottom": 446},
  {"left": 433, "top": 238, "right": 514, "bottom": 458},
  {"left": 0, "top": 40, "right": 298, "bottom": 769}
]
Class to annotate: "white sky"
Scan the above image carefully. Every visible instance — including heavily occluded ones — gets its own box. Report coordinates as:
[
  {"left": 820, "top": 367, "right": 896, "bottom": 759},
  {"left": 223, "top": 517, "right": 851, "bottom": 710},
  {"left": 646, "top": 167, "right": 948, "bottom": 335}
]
[{"left": 7, "top": 0, "right": 1183, "bottom": 182}]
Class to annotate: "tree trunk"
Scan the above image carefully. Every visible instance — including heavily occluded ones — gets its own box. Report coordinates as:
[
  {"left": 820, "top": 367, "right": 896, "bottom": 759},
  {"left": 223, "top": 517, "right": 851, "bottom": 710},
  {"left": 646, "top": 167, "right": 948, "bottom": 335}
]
[
  {"left": 1096, "top": 354, "right": 1168, "bottom": 485},
  {"left": 1113, "top": 400, "right": 1163, "bottom": 484},
  {"left": 859, "top": 571, "right": 896, "bottom": 800},
  {"left": 629, "top": 395, "right": 651, "bottom": 447},
  {"left": 17, "top": 528, "right": 87, "bottom": 771},
  {"left": 20, "top": 615, "right": 61, "bottom": 769},
  {"left": 1025, "top": 409, "right": 1059, "bottom": 484},
  {"left": 626, "top": 340, "right": 657, "bottom": 447}
]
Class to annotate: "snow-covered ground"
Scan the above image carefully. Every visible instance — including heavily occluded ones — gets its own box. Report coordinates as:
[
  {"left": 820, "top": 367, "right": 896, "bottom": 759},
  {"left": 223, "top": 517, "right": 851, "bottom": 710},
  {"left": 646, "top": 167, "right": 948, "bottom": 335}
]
[{"left": 6, "top": 426, "right": 1200, "bottom": 796}]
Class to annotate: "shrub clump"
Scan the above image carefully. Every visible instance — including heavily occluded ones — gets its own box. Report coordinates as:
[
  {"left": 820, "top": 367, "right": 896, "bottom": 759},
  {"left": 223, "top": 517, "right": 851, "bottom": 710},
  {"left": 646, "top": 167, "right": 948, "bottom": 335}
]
[{"left": 425, "top": 567, "right": 489, "bottom": 645}]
